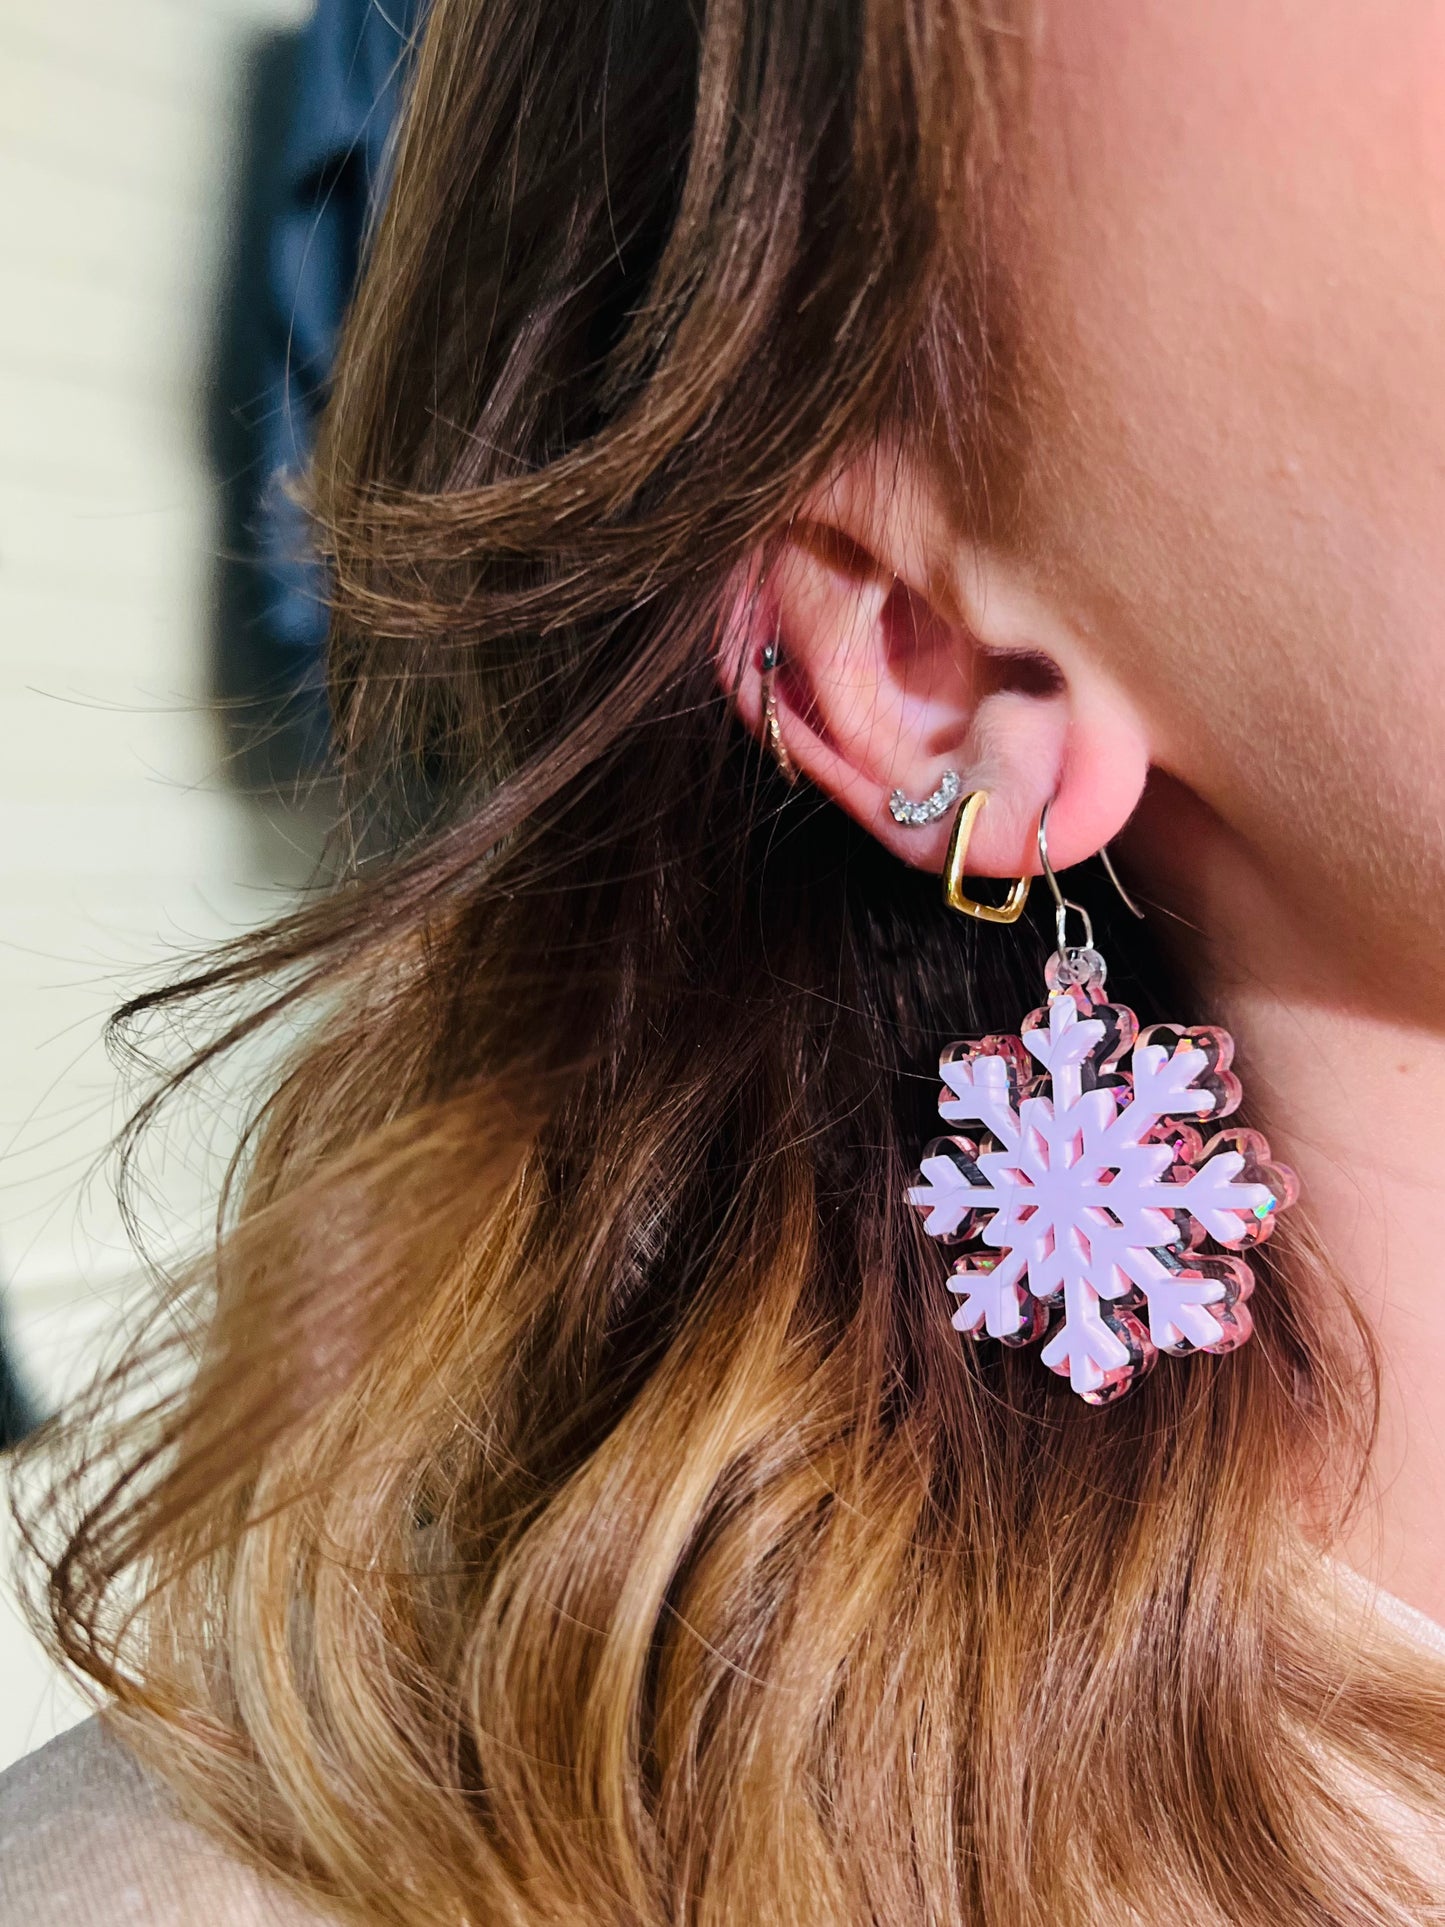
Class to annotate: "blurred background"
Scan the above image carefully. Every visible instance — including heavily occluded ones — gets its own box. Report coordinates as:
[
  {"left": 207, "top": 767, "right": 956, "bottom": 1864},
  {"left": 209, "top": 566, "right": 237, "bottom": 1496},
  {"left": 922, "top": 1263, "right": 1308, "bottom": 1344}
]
[{"left": 0, "top": 0, "right": 418, "bottom": 1768}]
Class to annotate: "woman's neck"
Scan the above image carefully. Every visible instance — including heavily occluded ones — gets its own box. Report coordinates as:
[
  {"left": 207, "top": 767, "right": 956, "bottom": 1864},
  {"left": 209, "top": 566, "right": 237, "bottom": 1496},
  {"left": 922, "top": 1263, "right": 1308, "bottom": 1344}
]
[
  {"left": 1131, "top": 784, "right": 1445, "bottom": 1624},
  {"left": 1227, "top": 984, "right": 1445, "bottom": 1622}
]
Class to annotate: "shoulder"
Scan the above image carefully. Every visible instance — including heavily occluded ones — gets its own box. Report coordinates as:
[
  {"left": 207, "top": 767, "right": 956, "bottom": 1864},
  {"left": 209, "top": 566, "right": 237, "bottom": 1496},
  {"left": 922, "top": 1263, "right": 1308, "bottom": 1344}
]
[{"left": 0, "top": 1719, "right": 333, "bottom": 1927}]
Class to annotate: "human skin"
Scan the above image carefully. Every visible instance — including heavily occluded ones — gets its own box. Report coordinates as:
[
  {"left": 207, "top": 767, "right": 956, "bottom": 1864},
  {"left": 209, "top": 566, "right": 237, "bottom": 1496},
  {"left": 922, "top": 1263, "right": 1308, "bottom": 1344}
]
[
  {"left": 729, "top": 1, "right": 1445, "bottom": 1618},
  {"left": 1017, "top": 0, "right": 1445, "bottom": 1618},
  {"left": 1020, "top": 0, "right": 1445, "bottom": 991}
]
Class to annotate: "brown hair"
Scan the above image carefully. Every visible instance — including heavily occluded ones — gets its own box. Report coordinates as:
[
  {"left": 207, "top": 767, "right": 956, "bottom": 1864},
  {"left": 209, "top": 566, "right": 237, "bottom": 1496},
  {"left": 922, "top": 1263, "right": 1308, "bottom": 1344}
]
[{"left": 23, "top": 0, "right": 1445, "bottom": 1920}]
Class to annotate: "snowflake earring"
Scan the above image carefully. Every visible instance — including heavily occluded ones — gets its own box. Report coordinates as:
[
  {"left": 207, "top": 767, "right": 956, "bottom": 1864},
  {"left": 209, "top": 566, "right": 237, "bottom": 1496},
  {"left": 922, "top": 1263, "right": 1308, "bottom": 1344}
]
[{"left": 908, "top": 794, "right": 1297, "bottom": 1405}]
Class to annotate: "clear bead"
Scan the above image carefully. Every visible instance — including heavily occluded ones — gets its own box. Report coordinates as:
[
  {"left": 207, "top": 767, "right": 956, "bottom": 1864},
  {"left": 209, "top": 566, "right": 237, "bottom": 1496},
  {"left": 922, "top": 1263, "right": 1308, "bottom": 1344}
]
[{"left": 1045, "top": 946, "right": 1108, "bottom": 995}]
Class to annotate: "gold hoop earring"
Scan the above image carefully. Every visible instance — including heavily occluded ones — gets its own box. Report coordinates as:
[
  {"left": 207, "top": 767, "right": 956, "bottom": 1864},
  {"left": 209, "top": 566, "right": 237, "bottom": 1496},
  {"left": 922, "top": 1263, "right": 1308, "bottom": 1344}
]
[
  {"left": 760, "top": 637, "right": 798, "bottom": 784},
  {"left": 942, "top": 790, "right": 1031, "bottom": 923}
]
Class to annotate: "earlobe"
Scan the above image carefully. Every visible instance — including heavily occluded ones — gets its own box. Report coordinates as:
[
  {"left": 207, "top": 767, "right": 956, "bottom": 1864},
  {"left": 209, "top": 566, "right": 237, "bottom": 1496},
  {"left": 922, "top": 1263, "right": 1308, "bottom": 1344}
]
[{"left": 722, "top": 447, "right": 1152, "bottom": 884}]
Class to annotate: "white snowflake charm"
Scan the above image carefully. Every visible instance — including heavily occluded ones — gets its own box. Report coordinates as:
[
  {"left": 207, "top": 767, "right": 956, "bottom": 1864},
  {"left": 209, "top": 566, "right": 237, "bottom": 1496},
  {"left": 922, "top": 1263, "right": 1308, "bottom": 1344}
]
[{"left": 909, "top": 947, "right": 1297, "bottom": 1405}]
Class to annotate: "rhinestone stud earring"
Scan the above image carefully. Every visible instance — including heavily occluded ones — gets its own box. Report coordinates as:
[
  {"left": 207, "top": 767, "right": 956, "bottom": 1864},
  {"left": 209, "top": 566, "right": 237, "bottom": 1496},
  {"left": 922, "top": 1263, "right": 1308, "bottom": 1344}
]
[{"left": 888, "top": 768, "right": 961, "bottom": 827}]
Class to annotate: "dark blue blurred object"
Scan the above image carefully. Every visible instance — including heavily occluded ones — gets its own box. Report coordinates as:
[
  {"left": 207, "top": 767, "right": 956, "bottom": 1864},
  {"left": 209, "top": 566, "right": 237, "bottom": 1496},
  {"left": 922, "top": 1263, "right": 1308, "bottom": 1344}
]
[
  {"left": 256, "top": 0, "right": 425, "bottom": 678},
  {"left": 211, "top": 0, "right": 425, "bottom": 781},
  {"left": 0, "top": 1335, "right": 36, "bottom": 1449}
]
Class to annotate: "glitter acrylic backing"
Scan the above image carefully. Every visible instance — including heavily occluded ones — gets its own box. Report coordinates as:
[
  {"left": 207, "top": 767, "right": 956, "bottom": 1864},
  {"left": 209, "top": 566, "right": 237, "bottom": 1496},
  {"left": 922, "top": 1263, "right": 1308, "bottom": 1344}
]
[{"left": 908, "top": 948, "right": 1297, "bottom": 1404}]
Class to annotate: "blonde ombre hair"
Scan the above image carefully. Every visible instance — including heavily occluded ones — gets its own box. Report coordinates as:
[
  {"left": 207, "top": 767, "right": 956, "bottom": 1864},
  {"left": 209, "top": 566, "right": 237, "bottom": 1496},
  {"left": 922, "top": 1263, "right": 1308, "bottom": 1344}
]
[{"left": 21, "top": 0, "right": 1445, "bottom": 1920}]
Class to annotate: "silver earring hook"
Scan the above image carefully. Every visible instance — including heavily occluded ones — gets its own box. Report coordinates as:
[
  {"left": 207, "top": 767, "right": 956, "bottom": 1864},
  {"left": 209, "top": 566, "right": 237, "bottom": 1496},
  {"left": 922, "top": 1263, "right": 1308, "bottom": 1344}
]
[
  {"left": 1036, "top": 800, "right": 1147, "bottom": 955},
  {"left": 1036, "top": 800, "right": 1093, "bottom": 954},
  {"left": 1099, "top": 844, "right": 1145, "bottom": 921}
]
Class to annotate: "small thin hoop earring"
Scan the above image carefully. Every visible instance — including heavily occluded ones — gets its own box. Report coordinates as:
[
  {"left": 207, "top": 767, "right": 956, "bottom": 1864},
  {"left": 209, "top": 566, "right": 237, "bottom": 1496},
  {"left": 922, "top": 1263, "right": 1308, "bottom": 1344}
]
[
  {"left": 941, "top": 789, "right": 1031, "bottom": 923},
  {"left": 760, "top": 637, "right": 798, "bottom": 785}
]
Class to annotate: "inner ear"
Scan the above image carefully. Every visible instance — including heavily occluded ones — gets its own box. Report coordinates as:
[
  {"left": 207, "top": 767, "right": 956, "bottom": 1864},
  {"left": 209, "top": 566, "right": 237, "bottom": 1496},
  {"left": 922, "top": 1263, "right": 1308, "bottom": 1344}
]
[
  {"left": 880, "top": 577, "right": 974, "bottom": 760},
  {"left": 791, "top": 513, "right": 1066, "bottom": 725},
  {"left": 979, "top": 646, "right": 1067, "bottom": 702},
  {"left": 878, "top": 580, "right": 1066, "bottom": 758}
]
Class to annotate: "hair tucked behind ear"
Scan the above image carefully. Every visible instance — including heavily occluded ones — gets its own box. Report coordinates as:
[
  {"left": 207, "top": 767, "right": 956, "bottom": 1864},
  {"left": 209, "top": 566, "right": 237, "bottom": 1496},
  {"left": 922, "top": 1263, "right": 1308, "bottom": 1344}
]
[{"left": 21, "top": 1, "right": 1445, "bottom": 1922}]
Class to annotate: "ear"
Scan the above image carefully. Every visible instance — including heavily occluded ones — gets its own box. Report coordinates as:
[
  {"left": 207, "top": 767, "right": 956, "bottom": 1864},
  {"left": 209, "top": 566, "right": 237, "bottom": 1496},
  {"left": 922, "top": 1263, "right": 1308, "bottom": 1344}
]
[{"left": 722, "top": 443, "right": 1150, "bottom": 882}]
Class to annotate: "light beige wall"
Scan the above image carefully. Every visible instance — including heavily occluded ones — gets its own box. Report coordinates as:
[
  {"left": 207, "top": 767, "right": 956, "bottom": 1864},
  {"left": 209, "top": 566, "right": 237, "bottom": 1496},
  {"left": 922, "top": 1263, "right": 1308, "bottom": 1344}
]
[{"left": 0, "top": 0, "right": 317, "bottom": 1769}]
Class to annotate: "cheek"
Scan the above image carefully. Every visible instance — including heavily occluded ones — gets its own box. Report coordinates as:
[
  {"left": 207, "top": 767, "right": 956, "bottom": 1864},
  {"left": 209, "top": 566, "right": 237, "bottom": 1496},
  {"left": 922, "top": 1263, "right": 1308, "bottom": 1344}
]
[
  {"left": 1419, "top": 10, "right": 1445, "bottom": 231},
  {"left": 1015, "top": 0, "right": 1445, "bottom": 962},
  {"left": 1030, "top": 0, "right": 1445, "bottom": 417}
]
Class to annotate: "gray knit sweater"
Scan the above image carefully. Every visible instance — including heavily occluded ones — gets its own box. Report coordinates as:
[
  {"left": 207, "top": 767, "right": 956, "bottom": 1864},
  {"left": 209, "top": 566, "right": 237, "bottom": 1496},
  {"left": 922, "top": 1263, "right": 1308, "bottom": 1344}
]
[{"left": 0, "top": 1721, "right": 332, "bottom": 1925}]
